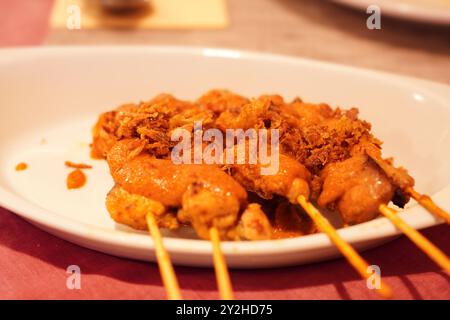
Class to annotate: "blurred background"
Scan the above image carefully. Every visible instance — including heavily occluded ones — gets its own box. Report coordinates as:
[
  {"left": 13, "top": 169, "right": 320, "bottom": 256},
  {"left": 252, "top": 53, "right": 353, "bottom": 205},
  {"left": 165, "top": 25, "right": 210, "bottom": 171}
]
[{"left": 1, "top": 0, "right": 449, "bottom": 83}]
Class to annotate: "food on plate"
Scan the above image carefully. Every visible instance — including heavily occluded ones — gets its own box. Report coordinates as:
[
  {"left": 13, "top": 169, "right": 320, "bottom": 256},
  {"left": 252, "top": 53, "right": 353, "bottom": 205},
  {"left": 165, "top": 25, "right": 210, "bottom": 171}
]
[
  {"left": 91, "top": 90, "right": 416, "bottom": 240},
  {"left": 15, "top": 162, "right": 28, "bottom": 171},
  {"left": 66, "top": 168, "right": 87, "bottom": 189}
]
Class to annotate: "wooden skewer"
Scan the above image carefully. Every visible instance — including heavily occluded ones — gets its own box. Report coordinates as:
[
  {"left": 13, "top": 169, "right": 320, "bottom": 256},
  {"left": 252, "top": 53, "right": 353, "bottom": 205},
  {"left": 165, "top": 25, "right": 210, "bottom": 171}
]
[
  {"left": 146, "top": 213, "right": 183, "bottom": 300},
  {"left": 210, "top": 227, "right": 234, "bottom": 300},
  {"left": 379, "top": 204, "right": 450, "bottom": 274},
  {"left": 297, "top": 195, "right": 392, "bottom": 299},
  {"left": 406, "top": 187, "right": 450, "bottom": 224}
]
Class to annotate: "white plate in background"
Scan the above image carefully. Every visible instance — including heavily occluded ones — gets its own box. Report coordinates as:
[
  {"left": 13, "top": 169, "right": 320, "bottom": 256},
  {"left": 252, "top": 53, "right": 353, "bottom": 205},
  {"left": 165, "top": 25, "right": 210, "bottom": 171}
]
[
  {"left": 0, "top": 46, "right": 448, "bottom": 268},
  {"left": 330, "top": 0, "right": 450, "bottom": 25}
]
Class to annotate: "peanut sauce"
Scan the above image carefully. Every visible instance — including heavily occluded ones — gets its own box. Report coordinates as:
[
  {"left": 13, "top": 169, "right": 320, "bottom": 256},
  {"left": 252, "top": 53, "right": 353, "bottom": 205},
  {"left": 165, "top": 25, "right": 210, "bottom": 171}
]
[
  {"left": 67, "top": 169, "right": 86, "bottom": 189},
  {"left": 15, "top": 162, "right": 28, "bottom": 171}
]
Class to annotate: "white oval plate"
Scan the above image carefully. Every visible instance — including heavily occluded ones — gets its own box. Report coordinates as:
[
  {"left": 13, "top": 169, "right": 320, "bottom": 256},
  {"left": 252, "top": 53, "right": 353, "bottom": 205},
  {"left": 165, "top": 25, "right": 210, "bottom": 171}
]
[
  {"left": 0, "top": 46, "right": 449, "bottom": 268},
  {"left": 330, "top": 0, "right": 450, "bottom": 25}
]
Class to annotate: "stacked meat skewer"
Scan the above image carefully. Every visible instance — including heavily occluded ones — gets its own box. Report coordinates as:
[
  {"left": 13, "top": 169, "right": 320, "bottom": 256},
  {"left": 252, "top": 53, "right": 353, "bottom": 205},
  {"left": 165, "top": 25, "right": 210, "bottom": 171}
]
[{"left": 91, "top": 90, "right": 450, "bottom": 299}]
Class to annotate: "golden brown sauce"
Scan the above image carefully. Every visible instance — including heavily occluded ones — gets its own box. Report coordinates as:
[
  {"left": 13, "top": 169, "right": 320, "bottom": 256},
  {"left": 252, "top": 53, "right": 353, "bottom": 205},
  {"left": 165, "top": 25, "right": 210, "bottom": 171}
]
[
  {"left": 67, "top": 169, "right": 86, "bottom": 189},
  {"left": 15, "top": 162, "right": 28, "bottom": 171},
  {"left": 65, "top": 161, "right": 92, "bottom": 169}
]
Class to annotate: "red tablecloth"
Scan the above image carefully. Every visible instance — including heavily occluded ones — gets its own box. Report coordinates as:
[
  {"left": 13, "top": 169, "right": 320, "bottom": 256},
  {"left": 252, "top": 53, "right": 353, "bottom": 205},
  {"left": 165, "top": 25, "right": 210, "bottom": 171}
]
[{"left": 0, "top": 0, "right": 449, "bottom": 300}]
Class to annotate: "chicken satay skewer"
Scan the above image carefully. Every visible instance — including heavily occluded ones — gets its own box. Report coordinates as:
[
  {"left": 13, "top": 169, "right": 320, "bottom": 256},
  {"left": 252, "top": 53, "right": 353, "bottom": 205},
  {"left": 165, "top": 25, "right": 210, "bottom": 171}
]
[
  {"left": 146, "top": 213, "right": 183, "bottom": 300},
  {"left": 379, "top": 205, "right": 450, "bottom": 274},
  {"left": 227, "top": 149, "right": 392, "bottom": 298},
  {"left": 298, "top": 195, "right": 393, "bottom": 299},
  {"left": 406, "top": 188, "right": 450, "bottom": 224},
  {"left": 106, "top": 139, "right": 248, "bottom": 300},
  {"left": 210, "top": 227, "right": 234, "bottom": 300},
  {"left": 364, "top": 146, "right": 450, "bottom": 224}
]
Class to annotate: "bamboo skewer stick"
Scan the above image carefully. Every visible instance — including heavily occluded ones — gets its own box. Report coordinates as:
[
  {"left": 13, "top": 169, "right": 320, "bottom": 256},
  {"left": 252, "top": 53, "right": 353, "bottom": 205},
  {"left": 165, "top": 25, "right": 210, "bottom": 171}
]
[
  {"left": 379, "top": 204, "right": 450, "bottom": 274},
  {"left": 210, "top": 227, "right": 234, "bottom": 300},
  {"left": 297, "top": 195, "right": 392, "bottom": 299},
  {"left": 146, "top": 213, "right": 183, "bottom": 300},
  {"left": 406, "top": 187, "right": 450, "bottom": 224}
]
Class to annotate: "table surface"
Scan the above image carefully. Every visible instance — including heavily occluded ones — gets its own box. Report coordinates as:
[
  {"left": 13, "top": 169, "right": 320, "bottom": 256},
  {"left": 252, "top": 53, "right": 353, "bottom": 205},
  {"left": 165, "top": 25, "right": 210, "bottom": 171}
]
[{"left": 0, "top": 0, "right": 449, "bottom": 299}]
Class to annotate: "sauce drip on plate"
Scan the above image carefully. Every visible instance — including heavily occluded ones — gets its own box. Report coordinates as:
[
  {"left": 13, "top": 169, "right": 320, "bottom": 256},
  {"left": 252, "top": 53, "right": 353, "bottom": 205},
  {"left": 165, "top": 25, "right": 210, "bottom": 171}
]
[
  {"left": 67, "top": 169, "right": 86, "bottom": 189},
  {"left": 15, "top": 162, "right": 28, "bottom": 171}
]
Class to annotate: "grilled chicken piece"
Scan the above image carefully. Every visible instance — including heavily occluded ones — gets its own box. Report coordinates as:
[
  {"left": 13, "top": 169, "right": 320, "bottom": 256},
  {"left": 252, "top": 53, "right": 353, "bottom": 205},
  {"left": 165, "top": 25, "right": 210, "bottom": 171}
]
[
  {"left": 318, "top": 154, "right": 395, "bottom": 225},
  {"left": 107, "top": 139, "right": 248, "bottom": 239},
  {"left": 223, "top": 144, "right": 314, "bottom": 238},
  {"left": 237, "top": 203, "right": 272, "bottom": 240},
  {"left": 107, "top": 181, "right": 274, "bottom": 240},
  {"left": 357, "top": 141, "right": 414, "bottom": 207},
  {"left": 227, "top": 153, "right": 311, "bottom": 203},
  {"left": 178, "top": 181, "right": 243, "bottom": 239},
  {"left": 106, "top": 185, "right": 179, "bottom": 230}
]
